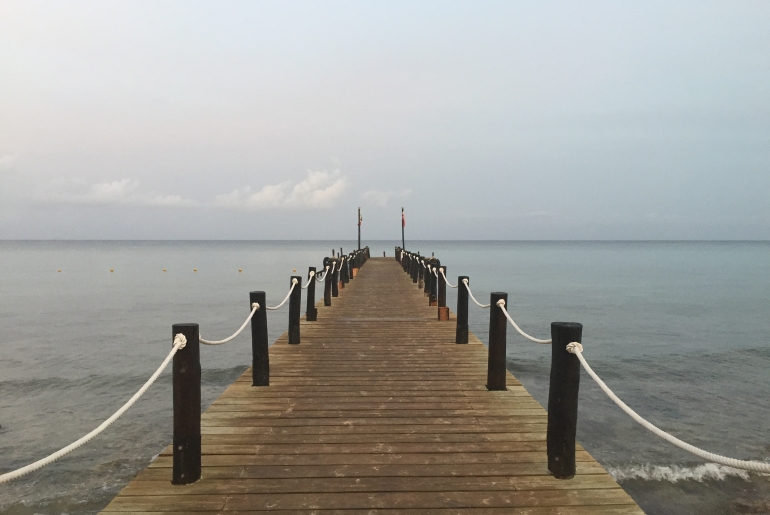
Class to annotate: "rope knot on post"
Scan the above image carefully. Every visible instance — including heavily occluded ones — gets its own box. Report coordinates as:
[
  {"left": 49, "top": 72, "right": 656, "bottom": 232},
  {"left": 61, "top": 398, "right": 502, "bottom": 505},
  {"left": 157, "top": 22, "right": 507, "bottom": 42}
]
[
  {"left": 566, "top": 342, "right": 583, "bottom": 354},
  {"left": 496, "top": 299, "right": 506, "bottom": 308},
  {"left": 174, "top": 333, "right": 187, "bottom": 349},
  {"left": 251, "top": 302, "right": 260, "bottom": 311}
]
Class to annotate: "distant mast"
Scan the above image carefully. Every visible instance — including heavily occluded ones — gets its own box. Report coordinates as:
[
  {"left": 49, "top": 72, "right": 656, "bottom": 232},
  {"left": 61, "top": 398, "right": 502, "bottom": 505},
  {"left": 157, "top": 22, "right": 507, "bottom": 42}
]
[
  {"left": 357, "top": 207, "right": 362, "bottom": 250},
  {"left": 401, "top": 207, "right": 405, "bottom": 250}
]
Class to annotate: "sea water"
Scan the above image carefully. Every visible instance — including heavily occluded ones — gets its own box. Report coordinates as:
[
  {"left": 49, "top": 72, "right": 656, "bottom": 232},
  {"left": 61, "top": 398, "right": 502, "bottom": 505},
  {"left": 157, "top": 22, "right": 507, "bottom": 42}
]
[{"left": 0, "top": 240, "right": 768, "bottom": 514}]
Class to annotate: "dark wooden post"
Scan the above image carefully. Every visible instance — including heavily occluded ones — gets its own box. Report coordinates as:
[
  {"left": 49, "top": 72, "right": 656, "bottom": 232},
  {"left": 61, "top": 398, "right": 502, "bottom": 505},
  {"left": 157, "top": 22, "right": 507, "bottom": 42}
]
[
  {"left": 324, "top": 259, "right": 332, "bottom": 306},
  {"left": 342, "top": 256, "right": 350, "bottom": 284},
  {"left": 331, "top": 259, "right": 340, "bottom": 297},
  {"left": 412, "top": 255, "right": 418, "bottom": 283},
  {"left": 423, "top": 260, "right": 431, "bottom": 296},
  {"left": 547, "top": 322, "right": 583, "bottom": 479},
  {"left": 172, "top": 323, "right": 201, "bottom": 485},
  {"left": 250, "top": 291, "right": 269, "bottom": 386},
  {"left": 306, "top": 268, "right": 317, "bottom": 321},
  {"left": 288, "top": 276, "right": 301, "bottom": 344},
  {"left": 429, "top": 259, "right": 440, "bottom": 306},
  {"left": 437, "top": 265, "right": 449, "bottom": 320},
  {"left": 339, "top": 257, "right": 346, "bottom": 290},
  {"left": 417, "top": 256, "right": 424, "bottom": 289},
  {"left": 456, "top": 276, "right": 469, "bottom": 343},
  {"left": 438, "top": 266, "right": 447, "bottom": 306},
  {"left": 486, "top": 292, "right": 508, "bottom": 391}
]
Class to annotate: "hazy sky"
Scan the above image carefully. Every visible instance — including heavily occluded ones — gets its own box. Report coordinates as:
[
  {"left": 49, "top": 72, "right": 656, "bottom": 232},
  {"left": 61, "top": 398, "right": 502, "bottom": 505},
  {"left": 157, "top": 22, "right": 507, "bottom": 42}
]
[{"left": 1, "top": 1, "right": 768, "bottom": 240}]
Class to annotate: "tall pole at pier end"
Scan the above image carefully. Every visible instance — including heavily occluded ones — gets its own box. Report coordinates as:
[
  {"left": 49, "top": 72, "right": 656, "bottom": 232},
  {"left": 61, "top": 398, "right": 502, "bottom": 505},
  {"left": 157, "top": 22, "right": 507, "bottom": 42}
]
[
  {"left": 401, "top": 207, "right": 405, "bottom": 250},
  {"left": 358, "top": 207, "right": 361, "bottom": 250}
]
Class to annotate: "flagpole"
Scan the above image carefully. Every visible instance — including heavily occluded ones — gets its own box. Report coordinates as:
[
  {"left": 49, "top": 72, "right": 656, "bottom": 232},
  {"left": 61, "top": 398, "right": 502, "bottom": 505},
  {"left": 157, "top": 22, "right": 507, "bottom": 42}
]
[
  {"left": 358, "top": 207, "right": 361, "bottom": 251},
  {"left": 401, "top": 207, "right": 405, "bottom": 250}
]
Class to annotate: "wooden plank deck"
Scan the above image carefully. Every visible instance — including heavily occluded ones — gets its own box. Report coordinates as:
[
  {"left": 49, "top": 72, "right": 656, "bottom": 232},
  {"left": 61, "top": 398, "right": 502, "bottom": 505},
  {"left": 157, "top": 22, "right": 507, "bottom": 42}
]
[{"left": 101, "top": 257, "right": 644, "bottom": 514}]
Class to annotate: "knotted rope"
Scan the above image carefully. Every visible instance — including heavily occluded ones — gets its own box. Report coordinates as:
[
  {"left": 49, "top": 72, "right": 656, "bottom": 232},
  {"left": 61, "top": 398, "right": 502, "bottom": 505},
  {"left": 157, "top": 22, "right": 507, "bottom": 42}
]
[
  {"left": 266, "top": 279, "right": 298, "bottom": 310},
  {"left": 462, "top": 279, "right": 490, "bottom": 308},
  {"left": 199, "top": 303, "right": 260, "bottom": 345},
  {"left": 568, "top": 343, "right": 770, "bottom": 473},
  {"left": 440, "top": 268, "right": 457, "bottom": 288},
  {"left": 0, "top": 334, "right": 188, "bottom": 485},
  {"left": 496, "top": 299, "right": 552, "bottom": 344}
]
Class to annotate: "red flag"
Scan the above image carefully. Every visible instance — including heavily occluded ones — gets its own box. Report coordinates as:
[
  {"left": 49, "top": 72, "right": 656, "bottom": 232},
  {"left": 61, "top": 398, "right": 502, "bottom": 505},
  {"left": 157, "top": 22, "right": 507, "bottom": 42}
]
[{"left": 402, "top": 211, "right": 406, "bottom": 227}]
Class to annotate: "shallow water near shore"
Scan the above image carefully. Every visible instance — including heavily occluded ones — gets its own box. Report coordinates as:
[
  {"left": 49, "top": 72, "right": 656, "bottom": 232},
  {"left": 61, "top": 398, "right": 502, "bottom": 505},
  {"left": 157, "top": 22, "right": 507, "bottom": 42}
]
[{"left": 1, "top": 240, "right": 768, "bottom": 514}]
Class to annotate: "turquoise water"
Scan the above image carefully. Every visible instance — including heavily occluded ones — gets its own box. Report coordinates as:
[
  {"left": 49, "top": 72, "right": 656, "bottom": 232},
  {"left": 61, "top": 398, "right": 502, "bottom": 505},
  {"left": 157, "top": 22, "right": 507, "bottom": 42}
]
[{"left": 0, "top": 240, "right": 768, "bottom": 514}]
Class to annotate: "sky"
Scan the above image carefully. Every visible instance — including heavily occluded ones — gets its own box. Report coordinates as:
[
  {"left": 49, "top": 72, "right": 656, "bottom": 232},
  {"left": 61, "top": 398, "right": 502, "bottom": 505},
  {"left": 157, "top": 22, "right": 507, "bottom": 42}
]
[{"left": 1, "top": 1, "right": 768, "bottom": 240}]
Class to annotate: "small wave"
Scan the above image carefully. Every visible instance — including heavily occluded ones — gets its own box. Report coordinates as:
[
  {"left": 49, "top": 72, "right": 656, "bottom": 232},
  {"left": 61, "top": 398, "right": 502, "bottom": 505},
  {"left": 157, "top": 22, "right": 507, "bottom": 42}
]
[{"left": 607, "top": 463, "right": 752, "bottom": 483}]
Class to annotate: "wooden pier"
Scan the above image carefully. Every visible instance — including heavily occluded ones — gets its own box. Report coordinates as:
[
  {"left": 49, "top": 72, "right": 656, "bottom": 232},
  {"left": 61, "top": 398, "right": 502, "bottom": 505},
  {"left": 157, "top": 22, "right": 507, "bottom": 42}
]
[{"left": 101, "top": 257, "right": 644, "bottom": 514}]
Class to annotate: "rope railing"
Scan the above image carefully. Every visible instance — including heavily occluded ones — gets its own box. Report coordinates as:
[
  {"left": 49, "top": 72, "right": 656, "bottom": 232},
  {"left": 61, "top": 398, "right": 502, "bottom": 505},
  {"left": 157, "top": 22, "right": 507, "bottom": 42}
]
[
  {"left": 316, "top": 266, "right": 329, "bottom": 281},
  {"left": 440, "top": 268, "right": 457, "bottom": 288},
  {"left": 1, "top": 245, "right": 367, "bottom": 487},
  {"left": 397, "top": 246, "right": 770, "bottom": 478},
  {"left": 462, "top": 279, "right": 490, "bottom": 308},
  {"left": 567, "top": 342, "right": 770, "bottom": 473},
  {"left": 0, "top": 334, "right": 188, "bottom": 485},
  {"left": 199, "top": 303, "right": 259, "bottom": 345},
  {"left": 266, "top": 279, "right": 298, "bottom": 310},
  {"left": 301, "top": 271, "right": 315, "bottom": 289},
  {"left": 496, "top": 299, "right": 551, "bottom": 344}
]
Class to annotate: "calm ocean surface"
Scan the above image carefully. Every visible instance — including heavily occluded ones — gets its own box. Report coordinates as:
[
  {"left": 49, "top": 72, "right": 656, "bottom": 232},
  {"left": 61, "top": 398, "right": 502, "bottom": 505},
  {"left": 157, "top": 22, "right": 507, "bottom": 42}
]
[{"left": 1, "top": 240, "right": 768, "bottom": 514}]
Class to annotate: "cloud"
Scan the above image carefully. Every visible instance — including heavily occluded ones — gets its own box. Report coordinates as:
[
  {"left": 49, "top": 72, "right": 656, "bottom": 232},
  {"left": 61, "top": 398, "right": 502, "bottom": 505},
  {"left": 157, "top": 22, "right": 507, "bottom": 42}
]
[
  {"left": 216, "top": 170, "right": 348, "bottom": 210},
  {"left": 361, "top": 189, "right": 412, "bottom": 207},
  {"left": 40, "top": 178, "right": 196, "bottom": 207},
  {"left": 0, "top": 155, "right": 18, "bottom": 170}
]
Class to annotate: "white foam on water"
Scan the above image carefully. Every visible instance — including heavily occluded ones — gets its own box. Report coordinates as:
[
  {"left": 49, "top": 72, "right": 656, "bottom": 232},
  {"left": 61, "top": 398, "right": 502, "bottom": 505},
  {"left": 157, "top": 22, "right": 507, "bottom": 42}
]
[{"left": 607, "top": 463, "right": 752, "bottom": 483}]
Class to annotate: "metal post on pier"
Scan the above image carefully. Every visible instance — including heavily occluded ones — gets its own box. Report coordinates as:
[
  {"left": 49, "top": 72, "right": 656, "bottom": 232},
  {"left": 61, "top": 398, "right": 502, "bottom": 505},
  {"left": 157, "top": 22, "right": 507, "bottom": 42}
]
[
  {"left": 250, "top": 291, "right": 269, "bottom": 386},
  {"left": 306, "top": 268, "right": 317, "bottom": 321},
  {"left": 547, "top": 322, "right": 583, "bottom": 479},
  {"left": 172, "top": 323, "right": 201, "bottom": 485},
  {"left": 438, "top": 265, "right": 448, "bottom": 320},
  {"left": 288, "top": 276, "right": 302, "bottom": 344},
  {"left": 486, "top": 292, "right": 508, "bottom": 391},
  {"left": 456, "top": 276, "right": 469, "bottom": 343}
]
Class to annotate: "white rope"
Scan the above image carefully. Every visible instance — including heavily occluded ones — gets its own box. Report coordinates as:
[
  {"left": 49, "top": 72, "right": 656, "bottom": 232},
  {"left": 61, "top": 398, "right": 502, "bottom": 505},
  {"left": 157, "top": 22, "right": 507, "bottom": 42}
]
[
  {"left": 301, "top": 271, "right": 315, "bottom": 289},
  {"left": 0, "top": 334, "right": 187, "bottom": 485},
  {"left": 331, "top": 262, "right": 336, "bottom": 274},
  {"left": 440, "top": 268, "right": 457, "bottom": 288},
  {"left": 316, "top": 266, "right": 329, "bottom": 281},
  {"left": 496, "top": 300, "right": 552, "bottom": 344},
  {"left": 567, "top": 343, "right": 770, "bottom": 473},
  {"left": 433, "top": 268, "right": 439, "bottom": 277},
  {"left": 421, "top": 260, "right": 426, "bottom": 268},
  {"left": 462, "top": 279, "right": 490, "bottom": 308},
  {"left": 199, "top": 303, "right": 259, "bottom": 345},
  {"left": 266, "top": 279, "right": 298, "bottom": 310}
]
